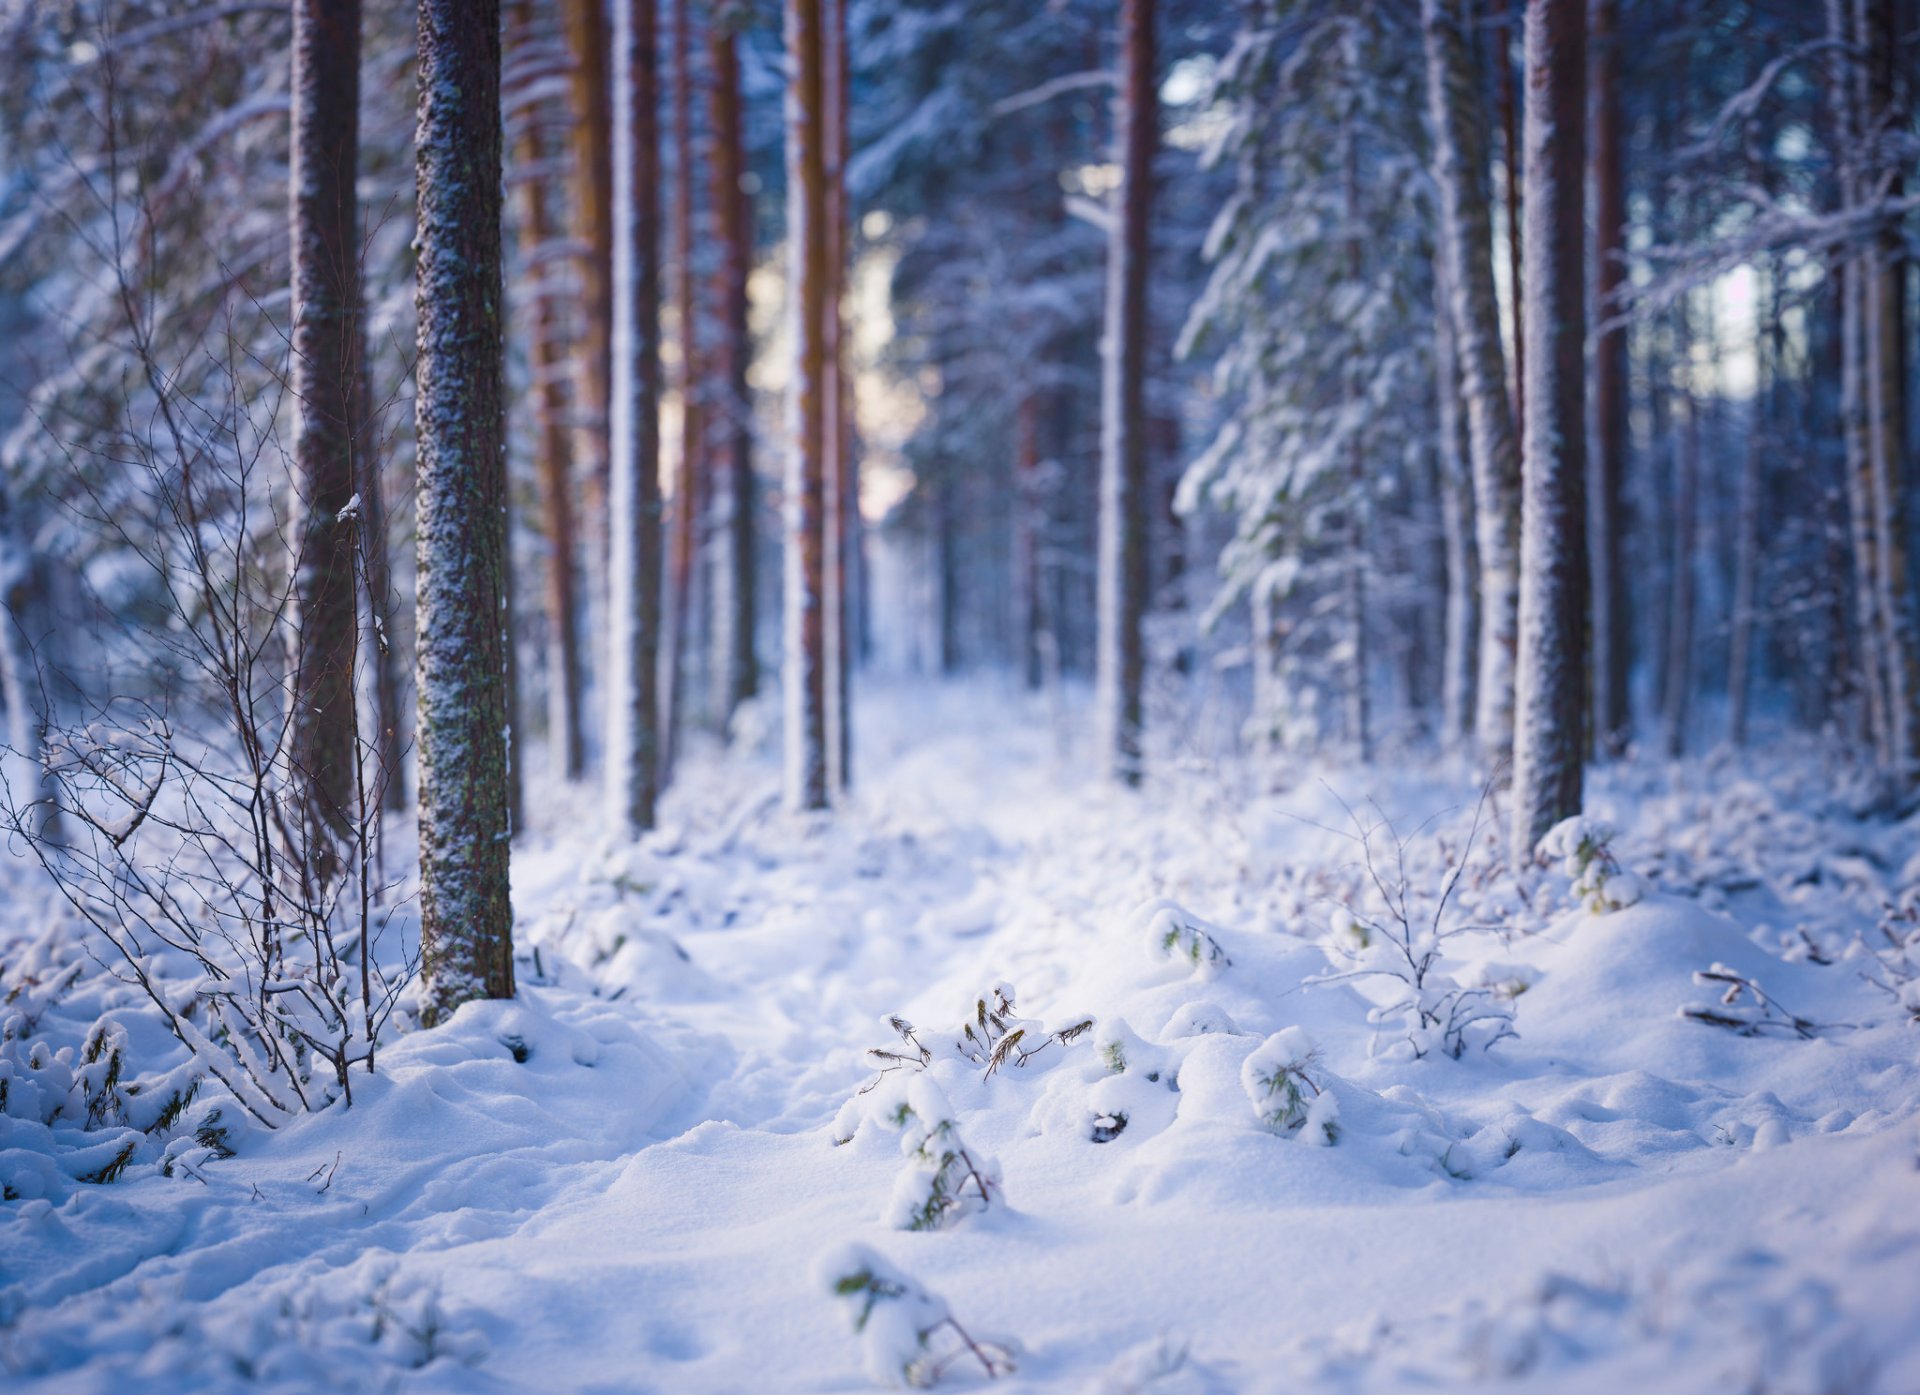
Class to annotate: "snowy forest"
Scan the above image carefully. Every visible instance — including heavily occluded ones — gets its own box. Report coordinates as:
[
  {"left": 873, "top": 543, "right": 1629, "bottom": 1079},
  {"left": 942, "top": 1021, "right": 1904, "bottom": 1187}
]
[{"left": 2, "top": 0, "right": 1919, "bottom": 1390}]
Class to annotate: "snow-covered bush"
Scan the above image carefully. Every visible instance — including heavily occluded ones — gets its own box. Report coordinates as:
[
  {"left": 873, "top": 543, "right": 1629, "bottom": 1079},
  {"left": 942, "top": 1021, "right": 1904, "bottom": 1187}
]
[
  {"left": 1863, "top": 894, "right": 1920, "bottom": 1024},
  {"left": 0, "top": 933, "right": 216, "bottom": 1198},
  {"left": 834, "top": 1070, "right": 1001, "bottom": 1230},
  {"left": 1312, "top": 791, "right": 1516, "bottom": 1060},
  {"left": 1681, "top": 964, "right": 1817, "bottom": 1038},
  {"left": 1536, "top": 816, "right": 1646, "bottom": 914},
  {"left": 817, "top": 1243, "right": 1013, "bottom": 1388},
  {"left": 855, "top": 984, "right": 1093, "bottom": 1091},
  {"left": 1241, "top": 1028, "right": 1339, "bottom": 1144},
  {"left": 1139, "top": 901, "right": 1232, "bottom": 976}
]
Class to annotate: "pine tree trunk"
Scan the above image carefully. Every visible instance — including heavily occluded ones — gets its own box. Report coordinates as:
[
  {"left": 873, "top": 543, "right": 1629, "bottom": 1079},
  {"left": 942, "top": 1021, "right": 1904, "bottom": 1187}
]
[
  {"left": 783, "top": 0, "right": 829, "bottom": 811},
  {"left": 823, "top": 0, "right": 854, "bottom": 792},
  {"left": 1510, "top": 0, "right": 1587, "bottom": 864},
  {"left": 415, "top": 0, "right": 514, "bottom": 1022},
  {"left": 1097, "top": 0, "right": 1155, "bottom": 786},
  {"left": 663, "top": 0, "right": 702, "bottom": 778},
  {"left": 563, "top": 0, "right": 614, "bottom": 678},
  {"left": 1858, "top": 0, "right": 1920, "bottom": 785},
  {"left": 1587, "top": 0, "right": 1630, "bottom": 757},
  {"left": 1014, "top": 389, "right": 1046, "bottom": 691},
  {"left": 1432, "top": 251, "right": 1480, "bottom": 749},
  {"left": 1422, "top": 0, "right": 1522, "bottom": 773},
  {"left": 290, "top": 0, "right": 364, "bottom": 862},
  {"left": 1662, "top": 382, "right": 1697, "bottom": 758},
  {"left": 707, "top": 19, "right": 758, "bottom": 729},
  {"left": 506, "top": 14, "right": 587, "bottom": 782},
  {"left": 1493, "top": 0, "right": 1525, "bottom": 444},
  {"left": 1342, "top": 99, "right": 1371, "bottom": 763},
  {"left": 1827, "top": 0, "right": 1893, "bottom": 759},
  {"left": 1728, "top": 268, "right": 1769, "bottom": 747},
  {"left": 608, "top": 0, "right": 663, "bottom": 832}
]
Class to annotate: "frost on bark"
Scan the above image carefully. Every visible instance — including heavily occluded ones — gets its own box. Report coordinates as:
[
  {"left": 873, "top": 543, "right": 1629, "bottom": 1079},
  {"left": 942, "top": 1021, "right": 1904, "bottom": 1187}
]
[
  {"left": 289, "top": 0, "right": 364, "bottom": 859},
  {"left": 1421, "top": 0, "right": 1521, "bottom": 773},
  {"left": 1587, "top": 0, "right": 1629, "bottom": 758},
  {"left": 784, "top": 0, "right": 829, "bottom": 812},
  {"left": 1432, "top": 251, "right": 1479, "bottom": 749},
  {"left": 1096, "top": 0, "right": 1155, "bottom": 787},
  {"left": 707, "top": 15, "right": 758, "bottom": 729},
  {"left": 1510, "top": 0, "right": 1587, "bottom": 865},
  {"left": 414, "top": 0, "right": 515, "bottom": 1023},
  {"left": 607, "top": 0, "right": 664, "bottom": 833}
]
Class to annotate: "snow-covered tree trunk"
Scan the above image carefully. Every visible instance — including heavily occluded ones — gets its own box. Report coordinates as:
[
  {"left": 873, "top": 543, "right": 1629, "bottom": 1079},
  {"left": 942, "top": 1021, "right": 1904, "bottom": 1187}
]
[
  {"left": 1014, "top": 390, "right": 1046, "bottom": 692},
  {"left": 1510, "top": 0, "right": 1587, "bottom": 864},
  {"left": 289, "top": 0, "right": 364, "bottom": 858},
  {"left": 1493, "top": 0, "right": 1525, "bottom": 445},
  {"left": 1096, "top": 0, "right": 1155, "bottom": 787},
  {"left": 707, "top": 17, "right": 758, "bottom": 731},
  {"left": 1421, "top": 0, "right": 1521, "bottom": 773},
  {"left": 662, "top": 0, "right": 702, "bottom": 779},
  {"left": 1856, "top": 0, "right": 1919, "bottom": 785},
  {"left": 414, "top": 0, "right": 515, "bottom": 1022},
  {"left": 1586, "top": 0, "right": 1629, "bottom": 758},
  {"left": 1825, "top": 0, "right": 1891, "bottom": 760},
  {"left": 607, "top": 0, "right": 664, "bottom": 833},
  {"left": 784, "top": 0, "right": 829, "bottom": 812},
  {"left": 1432, "top": 251, "right": 1479, "bottom": 749},
  {"left": 1341, "top": 90, "right": 1370, "bottom": 764},
  {"left": 564, "top": 0, "right": 614, "bottom": 681}
]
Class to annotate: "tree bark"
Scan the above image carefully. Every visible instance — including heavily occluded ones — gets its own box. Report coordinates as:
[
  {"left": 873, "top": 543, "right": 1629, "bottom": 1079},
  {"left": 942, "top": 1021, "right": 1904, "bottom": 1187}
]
[
  {"left": 1096, "top": 0, "right": 1155, "bottom": 786},
  {"left": 1857, "top": 0, "right": 1920, "bottom": 785},
  {"left": 1587, "top": 0, "right": 1629, "bottom": 757},
  {"left": 563, "top": 0, "right": 614, "bottom": 673},
  {"left": 415, "top": 0, "right": 515, "bottom": 1022},
  {"left": 1661, "top": 382, "right": 1697, "bottom": 758},
  {"left": 1510, "top": 0, "right": 1588, "bottom": 863},
  {"left": 1493, "top": 0, "right": 1525, "bottom": 444},
  {"left": 290, "top": 0, "right": 364, "bottom": 863},
  {"left": 707, "top": 16, "right": 758, "bottom": 729},
  {"left": 1432, "top": 249, "right": 1479, "bottom": 749},
  {"left": 663, "top": 0, "right": 702, "bottom": 778},
  {"left": 608, "top": 0, "right": 663, "bottom": 832},
  {"left": 506, "top": 4, "right": 587, "bottom": 782},
  {"left": 784, "top": 0, "right": 829, "bottom": 811},
  {"left": 1422, "top": 0, "right": 1522, "bottom": 774},
  {"left": 823, "top": 0, "right": 854, "bottom": 791}
]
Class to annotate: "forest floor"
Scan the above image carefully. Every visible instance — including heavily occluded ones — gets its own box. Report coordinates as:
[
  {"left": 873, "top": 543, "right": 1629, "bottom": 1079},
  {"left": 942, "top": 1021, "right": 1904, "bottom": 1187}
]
[{"left": 4, "top": 679, "right": 1920, "bottom": 1394}]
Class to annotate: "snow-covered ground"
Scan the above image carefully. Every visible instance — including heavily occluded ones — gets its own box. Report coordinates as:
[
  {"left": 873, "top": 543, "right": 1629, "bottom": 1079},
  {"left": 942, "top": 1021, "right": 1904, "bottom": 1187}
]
[{"left": 4, "top": 680, "right": 1918, "bottom": 1393}]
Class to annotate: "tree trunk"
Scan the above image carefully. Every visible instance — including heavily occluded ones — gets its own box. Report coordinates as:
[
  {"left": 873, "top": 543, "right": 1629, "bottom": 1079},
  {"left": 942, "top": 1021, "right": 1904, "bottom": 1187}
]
[
  {"left": 1432, "top": 249, "right": 1479, "bottom": 749},
  {"left": 415, "top": 0, "right": 515, "bottom": 1022},
  {"left": 1510, "top": 0, "right": 1587, "bottom": 864},
  {"left": 1014, "top": 389, "right": 1046, "bottom": 691},
  {"left": 707, "top": 18, "right": 758, "bottom": 729},
  {"left": 563, "top": 0, "right": 614, "bottom": 681},
  {"left": 506, "top": 10, "right": 587, "bottom": 782},
  {"left": 1587, "top": 0, "right": 1629, "bottom": 757},
  {"left": 1342, "top": 96, "right": 1371, "bottom": 763},
  {"left": 1662, "top": 380, "right": 1697, "bottom": 758},
  {"left": 1728, "top": 268, "right": 1769, "bottom": 748},
  {"left": 290, "top": 0, "right": 364, "bottom": 864},
  {"left": 1096, "top": 0, "right": 1155, "bottom": 786},
  {"left": 663, "top": 0, "right": 702, "bottom": 778},
  {"left": 1827, "top": 0, "right": 1893, "bottom": 759},
  {"left": 608, "top": 0, "right": 663, "bottom": 832},
  {"left": 1858, "top": 0, "right": 1920, "bottom": 785},
  {"left": 1493, "top": 0, "right": 1525, "bottom": 444},
  {"left": 823, "top": 0, "right": 854, "bottom": 791},
  {"left": 784, "top": 0, "right": 829, "bottom": 811},
  {"left": 1422, "top": 0, "right": 1523, "bottom": 774}
]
